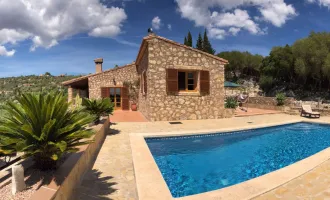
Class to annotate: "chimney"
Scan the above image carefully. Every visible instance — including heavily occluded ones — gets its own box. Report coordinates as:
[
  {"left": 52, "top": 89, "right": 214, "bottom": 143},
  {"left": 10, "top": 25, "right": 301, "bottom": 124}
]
[
  {"left": 94, "top": 58, "right": 103, "bottom": 73},
  {"left": 147, "top": 28, "right": 155, "bottom": 36}
]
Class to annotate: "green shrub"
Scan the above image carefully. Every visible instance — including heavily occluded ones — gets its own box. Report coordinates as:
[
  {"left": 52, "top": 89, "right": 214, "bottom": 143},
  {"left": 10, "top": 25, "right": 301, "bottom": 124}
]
[
  {"left": 259, "top": 75, "right": 274, "bottom": 93},
  {"left": 225, "top": 96, "right": 238, "bottom": 109},
  {"left": 82, "top": 98, "right": 114, "bottom": 123},
  {"left": 276, "top": 93, "right": 286, "bottom": 106},
  {"left": 0, "top": 92, "right": 95, "bottom": 170}
]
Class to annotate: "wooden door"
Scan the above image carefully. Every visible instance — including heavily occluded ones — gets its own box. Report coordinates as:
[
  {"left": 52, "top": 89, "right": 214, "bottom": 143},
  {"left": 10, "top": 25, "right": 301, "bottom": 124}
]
[{"left": 110, "top": 87, "right": 122, "bottom": 109}]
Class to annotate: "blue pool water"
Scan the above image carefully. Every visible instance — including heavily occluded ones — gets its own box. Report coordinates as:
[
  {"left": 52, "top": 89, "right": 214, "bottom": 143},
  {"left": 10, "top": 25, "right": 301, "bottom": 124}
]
[{"left": 146, "top": 122, "right": 330, "bottom": 198}]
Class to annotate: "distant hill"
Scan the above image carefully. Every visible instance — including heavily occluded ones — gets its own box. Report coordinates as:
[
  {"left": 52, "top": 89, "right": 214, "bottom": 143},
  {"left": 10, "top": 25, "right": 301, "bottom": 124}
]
[{"left": 0, "top": 74, "right": 79, "bottom": 104}]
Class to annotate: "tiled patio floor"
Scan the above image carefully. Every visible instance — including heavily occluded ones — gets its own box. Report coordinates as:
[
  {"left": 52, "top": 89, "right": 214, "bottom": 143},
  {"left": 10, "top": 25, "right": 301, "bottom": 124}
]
[
  {"left": 73, "top": 114, "right": 330, "bottom": 200},
  {"left": 110, "top": 110, "right": 148, "bottom": 122}
]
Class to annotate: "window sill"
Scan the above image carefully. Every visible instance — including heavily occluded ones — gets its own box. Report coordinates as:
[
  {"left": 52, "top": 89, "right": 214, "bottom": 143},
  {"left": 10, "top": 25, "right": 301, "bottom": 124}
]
[{"left": 176, "top": 91, "right": 200, "bottom": 96}]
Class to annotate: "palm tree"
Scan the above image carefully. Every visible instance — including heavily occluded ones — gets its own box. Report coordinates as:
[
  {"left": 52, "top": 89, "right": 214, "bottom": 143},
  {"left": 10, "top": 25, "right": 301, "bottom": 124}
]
[{"left": 0, "top": 92, "right": 95, "bottom": 170}]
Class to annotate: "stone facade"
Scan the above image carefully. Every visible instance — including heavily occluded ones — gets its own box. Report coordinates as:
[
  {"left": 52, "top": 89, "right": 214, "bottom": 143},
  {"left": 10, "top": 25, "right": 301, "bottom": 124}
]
[
  {"left": 137, "top": 48, "right": 150, "bottom": 119},
  {"left": 137, "top": 37, "right": 226, "bottom": 121},
  {"left": 64, "top": 35, "right": 228, "bottom": 121},
  {"left": 88, "top": 64, "right": 138, "bottom": 99}
]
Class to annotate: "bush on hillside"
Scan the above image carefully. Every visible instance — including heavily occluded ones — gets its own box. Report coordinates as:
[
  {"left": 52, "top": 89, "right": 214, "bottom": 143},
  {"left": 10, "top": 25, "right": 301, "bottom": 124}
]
[{"left": 276, "top": 93, "right": 286, "bottom": 106}]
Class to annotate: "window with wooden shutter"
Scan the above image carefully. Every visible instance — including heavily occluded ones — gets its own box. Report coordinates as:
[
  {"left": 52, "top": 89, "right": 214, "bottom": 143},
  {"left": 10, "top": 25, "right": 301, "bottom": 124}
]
[
  {"left": 167, "top": 69, "right": 178, "bottom": 94},
  {"left": 200, "top": 70, "right": 210, "bottom": 95},
  {"left": 101, "top": 87, "right": 109, "bottom": 98},
  {"left": 122, "top": 87, "right": 129, "bottom": 110},
  {"left": 178, "top": 71, "right": 197, "bottom": 91}
]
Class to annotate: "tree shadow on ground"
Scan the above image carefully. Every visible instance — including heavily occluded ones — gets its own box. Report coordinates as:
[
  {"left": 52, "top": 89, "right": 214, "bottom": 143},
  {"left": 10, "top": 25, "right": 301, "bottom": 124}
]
[
  {"left": 107, "top": 128, "right": 120, "bottom": 136},
  {"left": 73, "top": 169, "right": 117, "bottom": 200}
]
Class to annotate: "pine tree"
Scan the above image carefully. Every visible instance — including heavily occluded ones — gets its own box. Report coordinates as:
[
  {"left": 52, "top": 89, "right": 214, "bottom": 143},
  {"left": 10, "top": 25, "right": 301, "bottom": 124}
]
[
  {"left": 184, "top": 36, "right": 187, "bottom": 45},
  {"left": 196, "top": 33, "right": 203, "bottom": 51},
  {"left": 202, "top": 29, "right": 216, "bottom": 55},
  {"left": 187, "top": 31, "right": 193, "bottom": 47}
]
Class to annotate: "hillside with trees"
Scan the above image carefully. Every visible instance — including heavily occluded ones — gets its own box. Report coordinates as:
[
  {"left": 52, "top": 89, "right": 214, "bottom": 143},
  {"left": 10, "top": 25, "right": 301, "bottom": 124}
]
[
  {"left": 217, "top": 31, "right": 330, "bottom": 100},
  {"left": 0, "top": 74, "right": 78, "bottom": 104}
]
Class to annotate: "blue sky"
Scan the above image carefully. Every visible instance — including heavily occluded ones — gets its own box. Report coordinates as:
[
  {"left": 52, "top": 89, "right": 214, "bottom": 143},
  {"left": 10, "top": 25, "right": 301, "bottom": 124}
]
[{"left": 0, "top": 0, "right": 330, "bottom": 77}]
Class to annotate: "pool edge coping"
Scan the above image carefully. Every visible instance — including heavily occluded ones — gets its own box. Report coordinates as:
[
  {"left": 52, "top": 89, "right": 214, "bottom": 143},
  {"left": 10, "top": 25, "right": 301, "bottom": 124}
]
[{"left": 130, "top": 119, "right": 330, "bottom": 200}]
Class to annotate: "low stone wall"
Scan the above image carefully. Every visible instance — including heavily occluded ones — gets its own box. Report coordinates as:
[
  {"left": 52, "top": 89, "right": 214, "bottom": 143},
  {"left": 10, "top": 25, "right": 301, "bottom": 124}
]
[
  {"left": 223, "top": 108, "right": 235, "bottom": 118},
  {"left": 30, "top": 116, "right": 110, "bottom": 200},
  {"left": 243, "top": 97, "right": 294, "bottom": 111}
]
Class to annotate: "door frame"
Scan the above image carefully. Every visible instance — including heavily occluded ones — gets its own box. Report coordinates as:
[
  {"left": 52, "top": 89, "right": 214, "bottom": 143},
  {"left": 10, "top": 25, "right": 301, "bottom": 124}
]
[{"left": 109, "top": 87, "right": 123, "bottom": 110}]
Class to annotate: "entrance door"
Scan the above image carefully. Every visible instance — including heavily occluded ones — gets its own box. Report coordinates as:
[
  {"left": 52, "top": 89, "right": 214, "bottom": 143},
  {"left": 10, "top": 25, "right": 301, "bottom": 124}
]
[{"left": 110, "top": 88, "right": 121, "bottom": 109}]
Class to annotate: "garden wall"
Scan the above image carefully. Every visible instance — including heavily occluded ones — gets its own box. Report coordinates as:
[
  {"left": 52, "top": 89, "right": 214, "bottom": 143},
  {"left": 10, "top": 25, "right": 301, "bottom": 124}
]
[
  {"left": 243, "top": 97, "right": 294, "bottom": 111},
  {"left": 30, "top": 116, "right": 110, "bottom": 200}
]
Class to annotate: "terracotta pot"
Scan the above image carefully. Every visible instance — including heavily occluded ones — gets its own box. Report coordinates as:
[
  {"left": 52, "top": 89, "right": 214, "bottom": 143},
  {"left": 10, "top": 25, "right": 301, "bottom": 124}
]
[{"left": 131, "top": 103, "right": 137, "bottom": 111}]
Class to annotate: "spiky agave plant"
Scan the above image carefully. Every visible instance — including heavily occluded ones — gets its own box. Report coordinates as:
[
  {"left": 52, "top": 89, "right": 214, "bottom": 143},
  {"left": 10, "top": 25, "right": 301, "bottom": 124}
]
[
  {"left": 0, "top": 92, "right": 95, "bottom": 170},
  {"left": 82, "top": 98, "right": 114, "bottom": 123}
]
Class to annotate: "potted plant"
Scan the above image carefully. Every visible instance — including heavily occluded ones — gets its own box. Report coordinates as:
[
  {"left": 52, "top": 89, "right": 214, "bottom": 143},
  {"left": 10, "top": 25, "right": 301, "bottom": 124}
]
[
  {"left": 0, "top": 92, "right": 95, "bottom": 170},
  {"left": 225, "top": 96, "right": 239, "bottom": 109},
  {"left": 82, "top": 97, "right": 114, "bottom": 124},
  {"left": 123, "top": 80, "right": 140, "bottom": 111}
]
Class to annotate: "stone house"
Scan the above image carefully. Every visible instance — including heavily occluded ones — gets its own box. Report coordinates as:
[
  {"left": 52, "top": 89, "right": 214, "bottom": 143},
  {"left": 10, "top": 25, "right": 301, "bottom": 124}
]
[{"left": 62, "top": 33, "right": 228, "bottom": 121}]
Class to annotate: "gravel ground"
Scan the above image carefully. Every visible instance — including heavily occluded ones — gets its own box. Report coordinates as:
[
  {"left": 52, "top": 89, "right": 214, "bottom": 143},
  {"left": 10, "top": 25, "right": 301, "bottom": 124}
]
[{"left": 0, "top": 166, "right": 55, "bottom": 200}]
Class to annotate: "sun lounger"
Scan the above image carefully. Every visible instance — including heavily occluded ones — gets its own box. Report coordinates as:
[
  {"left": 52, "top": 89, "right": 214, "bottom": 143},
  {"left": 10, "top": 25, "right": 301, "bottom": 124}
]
[{"left": 301, "top": 105, "right": 320, "bottom": 118}]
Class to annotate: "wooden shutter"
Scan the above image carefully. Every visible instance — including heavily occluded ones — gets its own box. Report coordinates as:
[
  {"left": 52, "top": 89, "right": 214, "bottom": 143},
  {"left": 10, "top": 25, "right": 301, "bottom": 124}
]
[
  {"left": 200, "top": 70, "right": 210, "bottom": 95},
  {"left": 167, "top": 69, "right": 178, "bottom": 94},
  {"left": 122, "top": 87, "right": 129, "bottom": 110},
  {"left": 101, "top": 87, "right": 109, "bottom": 98},
  {"left": 143, "top": 71, "right": 147, "bottom": 94}
]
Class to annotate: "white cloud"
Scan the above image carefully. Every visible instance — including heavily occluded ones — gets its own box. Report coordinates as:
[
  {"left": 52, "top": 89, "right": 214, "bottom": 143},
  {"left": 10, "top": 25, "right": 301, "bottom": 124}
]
[
  {"left": 229, "top": 27, "right": 241, "bottom": 36},
  {"left": 0, "top": 46, "right": 15, "bottom": 57},
  {"left": 259, "top": 1, "right": 296, "bottom": 27},
  {"left": 0, "top": 0, "right": 127, "bottom": 56},
  {"left": 175, "top": 0, "right": 296, "bottom": 39},
  {"left": 168, "top": 24, "right": 172, "bottom": 30},
  {"left": 208, "top": 28, "right": 226, "bottom": 39},
  {"left": 151, "top": 16, "right": 162, "bottom": 30},
  {"left": 211, "top": 9, "right": 260, "bottom": 34},
  {"left": 307, "top": 0, "right": 330, "bottom": 8}
]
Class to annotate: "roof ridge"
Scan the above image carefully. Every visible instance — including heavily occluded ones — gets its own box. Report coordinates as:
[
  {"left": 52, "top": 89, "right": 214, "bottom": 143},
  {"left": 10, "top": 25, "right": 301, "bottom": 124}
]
[
  {"left": 152, "top": 35, "right": 228, "bottom": 63},
  {"left": 62, "top": 62, "right": 135, "bottom": 85}
]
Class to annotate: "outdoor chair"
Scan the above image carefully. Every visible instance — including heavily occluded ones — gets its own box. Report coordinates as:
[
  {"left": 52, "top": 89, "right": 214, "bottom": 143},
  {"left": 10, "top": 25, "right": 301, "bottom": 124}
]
[{"left": 301, "top": 105, "right": 320, "bottom": 118}]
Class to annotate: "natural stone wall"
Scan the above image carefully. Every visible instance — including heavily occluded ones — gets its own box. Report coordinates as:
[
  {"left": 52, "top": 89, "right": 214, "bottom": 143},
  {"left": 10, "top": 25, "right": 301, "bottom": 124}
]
[
  {"left": 248, "top": 97, "right": 294, "bottom": 106},
  {"left": 145, "top": 38, "right": 226, "bottom": 121},
  {"left": 88, "top": 64, "right": 138, "bottom": 99},
  {"left": 225, "top": 88, "right": 241, "bottom": 97},
  {"left": 243, "top": 97, "right": 294, "bottom": 110},
  {"left": 137, "top": 48, "right": 150, "bottom": 119}
]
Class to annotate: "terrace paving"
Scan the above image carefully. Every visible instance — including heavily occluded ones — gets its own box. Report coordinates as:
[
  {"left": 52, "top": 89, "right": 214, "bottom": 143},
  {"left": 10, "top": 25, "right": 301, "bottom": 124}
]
[{"left": 73, "top": 114, "right": 330, "bottom": 200}]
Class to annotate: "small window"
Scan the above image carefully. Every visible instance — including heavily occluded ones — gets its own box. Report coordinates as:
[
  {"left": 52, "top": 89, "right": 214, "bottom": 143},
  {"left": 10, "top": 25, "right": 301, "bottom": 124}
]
[{"left": 178, "top": 71, "right": 196, "bottom": 91}]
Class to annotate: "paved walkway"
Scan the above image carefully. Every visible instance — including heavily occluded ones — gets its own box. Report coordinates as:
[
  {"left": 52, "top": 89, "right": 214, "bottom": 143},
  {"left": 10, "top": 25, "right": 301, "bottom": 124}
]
[{"left": 73, "top": 114, "right": 330, "bottom": 200}]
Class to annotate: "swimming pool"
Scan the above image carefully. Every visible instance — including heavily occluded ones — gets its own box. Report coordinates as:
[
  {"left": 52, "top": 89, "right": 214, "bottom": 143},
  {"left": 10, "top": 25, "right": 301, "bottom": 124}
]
[{"left": 146, "top": 122, "right": 330, "bottom": 198}]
